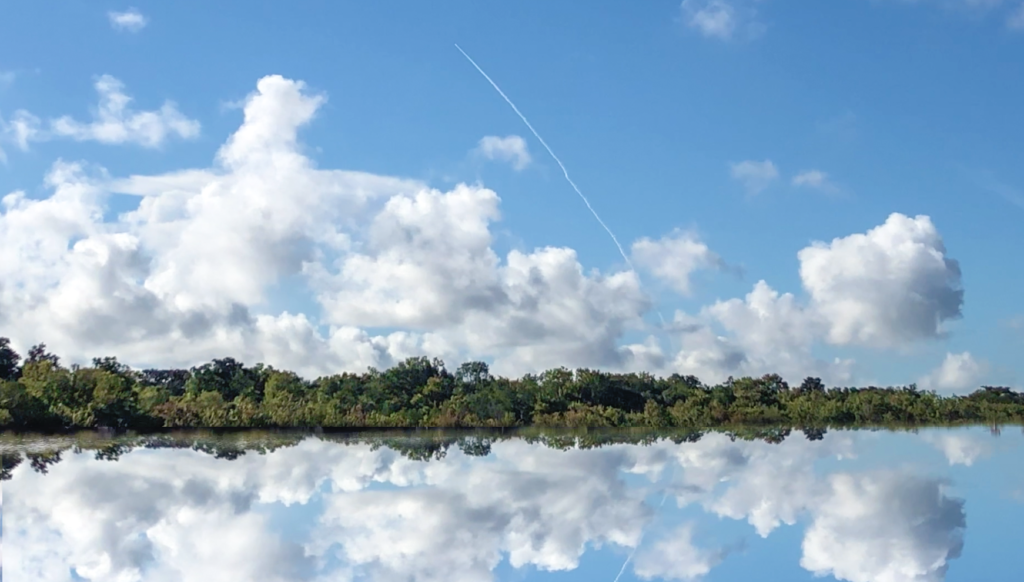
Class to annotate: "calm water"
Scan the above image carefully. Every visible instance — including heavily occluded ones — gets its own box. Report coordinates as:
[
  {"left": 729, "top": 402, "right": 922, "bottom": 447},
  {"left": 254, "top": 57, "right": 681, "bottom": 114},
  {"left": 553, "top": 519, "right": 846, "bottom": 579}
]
[{"left": 1, "top": 427, "right": 1022, "bottom": 582}]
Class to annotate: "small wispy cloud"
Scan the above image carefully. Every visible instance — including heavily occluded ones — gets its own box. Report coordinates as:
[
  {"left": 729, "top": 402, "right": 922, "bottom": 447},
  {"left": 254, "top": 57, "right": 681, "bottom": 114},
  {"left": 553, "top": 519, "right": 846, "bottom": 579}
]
[
  {"left": 631, "top": 229, "right": 728, "bottom": 296},
  {"left": 1005, "top": 314, "right": 1024, "bottom": 330},
  {"left": 679, "top": 0, "right": 764, "bottom": 41},
  {"left": 974, "top": 170, "right": 1024, "bottom": 211},
  {"left": 681, "top": 0, "right": 737, "bottom": 39},
  {"left": 730, "top": 159, "right": 779, "bottom": 195},
  {"left": 1008, "top": 2, "right": 1024, "bottom": 29},
  {"left": 108, "top": 8, "right": 148, "bottom": 33},
  {"left": 474, "top": 135, "right": 532, "bottom": 171},
  {"left": 1, "top": 110, "right": 42, "bottom": 150},
  {"left": 817, "top": 111, "right": 858, "bottom": 142},
  {"left": 0, "top": 70, "right": 15, "bottom": 88},
  {"left": 49, "top": 75, "right": 199, "bottom": 147},
  {"left": 0, "top": 110, "right": 42, "bottom": 163},
  {"left": 0, "top": 75, "right": 198, "bottom": 155},
  {"left": 792, "top": 169, "right": 840, "bottom": 194}
]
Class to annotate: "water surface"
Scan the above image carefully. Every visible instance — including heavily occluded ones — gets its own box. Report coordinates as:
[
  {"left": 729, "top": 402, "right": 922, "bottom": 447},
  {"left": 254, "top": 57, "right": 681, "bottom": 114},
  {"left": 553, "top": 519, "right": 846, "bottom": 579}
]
[{"left": 2, "top": 427, "right": 1022, "bottom": 582}]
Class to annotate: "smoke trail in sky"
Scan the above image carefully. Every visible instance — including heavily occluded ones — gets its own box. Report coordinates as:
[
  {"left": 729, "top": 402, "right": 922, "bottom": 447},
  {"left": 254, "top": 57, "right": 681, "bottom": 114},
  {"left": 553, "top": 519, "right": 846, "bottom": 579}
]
[
  {"left": 454, "top": 43, "right": 638, "bottom": 274},
  {"left": 455, "top": 44, "right": 673, "bottom": 333}
]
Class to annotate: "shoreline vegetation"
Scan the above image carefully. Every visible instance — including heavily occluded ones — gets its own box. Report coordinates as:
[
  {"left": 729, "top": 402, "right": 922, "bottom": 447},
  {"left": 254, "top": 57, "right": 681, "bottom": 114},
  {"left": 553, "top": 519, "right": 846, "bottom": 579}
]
[{"left": 1, "top": 337, "right": 1023, "bottom": 433}]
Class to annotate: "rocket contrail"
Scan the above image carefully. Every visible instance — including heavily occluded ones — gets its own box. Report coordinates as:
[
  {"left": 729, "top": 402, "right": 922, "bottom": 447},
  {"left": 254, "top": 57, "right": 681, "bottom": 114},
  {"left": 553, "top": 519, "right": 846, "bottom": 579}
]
[
  {"left": 455, "top": 44, "right": 669, "bottom": 329},
  {"left": 454, "top": 43, "right": 637, "bottom": 274}
]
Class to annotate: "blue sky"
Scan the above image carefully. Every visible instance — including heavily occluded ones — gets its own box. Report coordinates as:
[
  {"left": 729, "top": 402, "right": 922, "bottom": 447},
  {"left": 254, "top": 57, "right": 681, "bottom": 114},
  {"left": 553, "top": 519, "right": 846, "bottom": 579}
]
[
  {"left": 3, "top": 428, "right": 1022, "bottom": 581},
  {"left": 1, "top": 0, "right": 1023, "bottom": 389}
]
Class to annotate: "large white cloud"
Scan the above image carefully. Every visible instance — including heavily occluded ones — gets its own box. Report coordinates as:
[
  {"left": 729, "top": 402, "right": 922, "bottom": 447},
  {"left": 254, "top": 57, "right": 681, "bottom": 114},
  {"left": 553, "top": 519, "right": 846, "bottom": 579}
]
[
  {"left": 0, "top": 74, "right": 666, "bottom": 378},
  {"left": 659, "top": 212, "right": 965, "bottom": 384},
  {"left": 0, "top": 76, "right": 441, "bottom": 377},
  {"left": 798, "top": 213, "right": 964, "bottom": 348},
  {"left": 663, "top": 282, "right": 855, "bottom": 385},
  {"left": 0, "top": 72, "right": 978, "bottom": 386}
]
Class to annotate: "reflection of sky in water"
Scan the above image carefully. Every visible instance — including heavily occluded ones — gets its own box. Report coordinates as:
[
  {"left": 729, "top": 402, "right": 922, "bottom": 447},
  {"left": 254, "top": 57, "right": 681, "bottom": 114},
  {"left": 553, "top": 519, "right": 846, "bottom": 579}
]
[{"left": 2, "top": 428, "right": 1023, "bottom": 582}]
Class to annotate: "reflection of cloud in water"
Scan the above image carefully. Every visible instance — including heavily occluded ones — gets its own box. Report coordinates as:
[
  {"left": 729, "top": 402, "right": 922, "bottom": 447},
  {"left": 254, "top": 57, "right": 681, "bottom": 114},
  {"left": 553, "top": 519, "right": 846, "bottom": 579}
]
[
  {"left": 802, "top": 472, "right": 965, "bottom": 582},
  {"left": 307, "top": 440, "right": 660, "bottom": 581},
  {"left": 633, "top": 523, "right": 722, "bottom": 581},
  {"left": 0, "top": 431, "right": 986, "bottom": 582},
  {"left": 921, "top": 430, "right": 991, "bottom": 467},
  {"left": 669, "top": 431, "right": 855, "bottom": 536}
]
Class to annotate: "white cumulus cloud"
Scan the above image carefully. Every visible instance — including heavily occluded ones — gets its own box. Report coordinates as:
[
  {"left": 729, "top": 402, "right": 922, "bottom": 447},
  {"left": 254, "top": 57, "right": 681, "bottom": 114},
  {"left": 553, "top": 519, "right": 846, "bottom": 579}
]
[
  {"left": 660, "top": 212, "right": 964, "bottom": 384},
  {"left": 919, "top": 351, "right": 987, "bottom": 394},
  {"left": 0, "top": 75, "right": 660, "bottom": 380},
  {"left": 631, "top": 229, "right": 725, "bottom": 296},
  {"left": 798, "top": 213, "right": 964, "bottom": 348},
  {"left": 0, "top": 73, "right": 980, "bottom": 389},
  {"left": 665, "top": 281, "right": 854, "bottom": 385}
]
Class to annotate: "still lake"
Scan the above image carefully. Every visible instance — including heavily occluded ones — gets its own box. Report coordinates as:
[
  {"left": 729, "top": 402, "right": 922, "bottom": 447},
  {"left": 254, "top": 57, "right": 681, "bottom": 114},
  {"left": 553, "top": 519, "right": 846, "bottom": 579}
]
[{"left": 1, "top": 427, "right": 1022, "bottom": 582}]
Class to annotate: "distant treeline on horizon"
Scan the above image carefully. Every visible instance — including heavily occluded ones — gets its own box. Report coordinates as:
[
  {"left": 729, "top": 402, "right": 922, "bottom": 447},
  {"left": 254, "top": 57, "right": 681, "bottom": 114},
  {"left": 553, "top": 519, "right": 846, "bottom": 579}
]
[{"left": 1, "top": 337, "right": 1022, "bottom": 431}]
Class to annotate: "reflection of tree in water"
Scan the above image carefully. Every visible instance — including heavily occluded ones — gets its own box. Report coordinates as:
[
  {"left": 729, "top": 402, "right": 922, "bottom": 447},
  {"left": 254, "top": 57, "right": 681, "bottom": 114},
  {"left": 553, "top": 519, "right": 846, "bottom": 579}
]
[
  {"left": 456, "top": 436, "right": 493, "bottom": 457},
  {"left": 93, "top": 442, "right": 133, "bottom": 461},
  {"left": 370, "top": 438, "right": 452, "bottom": 461},
  {"left": 1, "top": 427, "right": 831, "bottom": 480},
  {"left": 802, "top": 427, "right": 827, "bottom": 441},
  {"left": 26, "top": 450, "right": 63, "bottom": 474},
  {"left": 1, "top": 452, "right": 23, "bottom": 480}
]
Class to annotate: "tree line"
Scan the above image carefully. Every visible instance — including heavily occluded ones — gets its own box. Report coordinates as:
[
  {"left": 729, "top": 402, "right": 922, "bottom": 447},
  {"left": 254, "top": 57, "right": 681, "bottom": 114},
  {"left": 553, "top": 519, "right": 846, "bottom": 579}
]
[{"left": 1, "top": 337, "right": 1022, "bottom": 432}]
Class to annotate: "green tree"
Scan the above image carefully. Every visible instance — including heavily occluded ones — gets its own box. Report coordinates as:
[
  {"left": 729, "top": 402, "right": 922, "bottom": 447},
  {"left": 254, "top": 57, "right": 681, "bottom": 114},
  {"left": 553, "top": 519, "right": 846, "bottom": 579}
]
[
  {"left": 263, "top": 369, "right": 310, "bottom": 426},
  {"left": 0, "top": 337, "right": 21, "bottom": 381}
]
